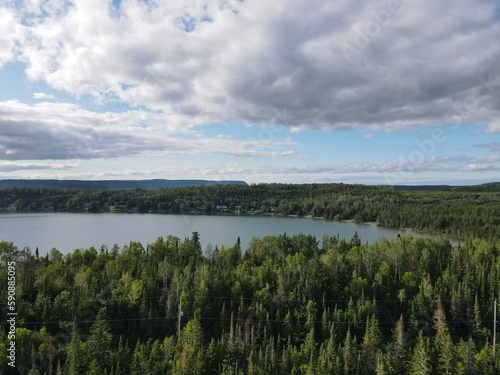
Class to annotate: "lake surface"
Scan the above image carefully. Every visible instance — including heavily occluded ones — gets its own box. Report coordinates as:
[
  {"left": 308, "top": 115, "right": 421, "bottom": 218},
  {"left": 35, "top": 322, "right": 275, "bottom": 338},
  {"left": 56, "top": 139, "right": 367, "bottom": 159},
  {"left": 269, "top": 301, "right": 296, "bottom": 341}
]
[{"left": 0, "top": 212, "right": 449, "bottom": 255}]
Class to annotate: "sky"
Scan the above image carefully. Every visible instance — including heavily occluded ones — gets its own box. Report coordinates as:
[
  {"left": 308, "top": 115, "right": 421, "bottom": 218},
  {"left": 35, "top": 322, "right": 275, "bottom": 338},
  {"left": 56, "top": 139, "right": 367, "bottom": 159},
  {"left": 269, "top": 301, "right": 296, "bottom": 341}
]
[{"left": 0, "top": 0, "right": 499, "bottom": 185}]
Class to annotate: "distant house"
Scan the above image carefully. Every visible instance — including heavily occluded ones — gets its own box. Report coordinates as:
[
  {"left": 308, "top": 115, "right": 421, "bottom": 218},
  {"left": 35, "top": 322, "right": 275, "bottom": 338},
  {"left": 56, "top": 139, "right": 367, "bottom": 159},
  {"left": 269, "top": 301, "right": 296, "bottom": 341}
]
[{"left": 216, "top": 205, "right": 228, "bottom": 210}]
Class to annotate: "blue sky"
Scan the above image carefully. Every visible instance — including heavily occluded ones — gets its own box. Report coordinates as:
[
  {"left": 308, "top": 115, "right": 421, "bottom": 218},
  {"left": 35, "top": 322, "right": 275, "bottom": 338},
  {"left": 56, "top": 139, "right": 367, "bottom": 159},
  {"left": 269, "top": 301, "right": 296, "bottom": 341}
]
[{"left": 0, "top": 0, "right": 499, "bottom": 185}]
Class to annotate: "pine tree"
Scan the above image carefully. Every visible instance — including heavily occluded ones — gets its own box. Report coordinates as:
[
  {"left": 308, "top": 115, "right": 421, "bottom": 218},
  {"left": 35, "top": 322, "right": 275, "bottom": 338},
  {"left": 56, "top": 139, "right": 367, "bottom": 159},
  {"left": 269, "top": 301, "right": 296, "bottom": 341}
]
[
  {"left": 455, "top": 338, "right": 477, "bottom": 375},
  {"left": 450, "top": 286, "right": 461, "bottom": 334},
  {"left": 472, "top": 293, "right": 486, "bottom": 340},
  {"left": 375, "top": 350, "right": 386, "bottom": 375},
  {"left": 362, "top": 315, "right": 382, "bottom": 374},
  {"left": 343, "top": 328, "right": 356, "bottom": 375},
  {"left": 388, "top": 314, "right": 406, "bottom": 375},
  {"left": 86, "top": 359, "right": 101, "bottom": 375},
  {"left": 408, "top": 332, "right": 432, "bottom": 375},
  {"left": 432, "top": 297, "right": 456, "bottom": 375},
  {"left": 180, "top": 311, "right": 204, "bottom": 375},
  {"left": 475, "top": 342, "right": 498, "bottom": 375},
  {"left": 86, "top": 308, "right": 113, "bottom": 372},
  {"left": 131, "top": 340, "right": 147, "bottom": 375},
  {"left": 66, "top": 321, "right": 83, "bottom": 375},
  {"left": 112, "top": 336, "right": 131, "bottom": 375}
]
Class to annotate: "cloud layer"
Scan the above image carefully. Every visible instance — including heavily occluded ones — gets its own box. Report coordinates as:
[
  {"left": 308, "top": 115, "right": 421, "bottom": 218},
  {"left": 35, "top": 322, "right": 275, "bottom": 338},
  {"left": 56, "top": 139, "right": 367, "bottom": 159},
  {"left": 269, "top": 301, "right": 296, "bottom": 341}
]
[
  {"left": 0, "top": 0, "right": 499, "bottom": 184},
  {"left": 0, "top": 101, "right": 295, "bottom": 161},
  {"left": 2, "top": 0, "right": 499, "bottom": 133}
]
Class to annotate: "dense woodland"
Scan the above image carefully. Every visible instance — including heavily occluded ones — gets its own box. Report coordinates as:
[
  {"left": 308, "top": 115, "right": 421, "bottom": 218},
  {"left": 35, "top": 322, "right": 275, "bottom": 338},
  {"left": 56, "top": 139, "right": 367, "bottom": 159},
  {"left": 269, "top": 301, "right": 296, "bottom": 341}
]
[
  {"left": 1, "top": 232, "right": 499, "bottom": 374},
  {"left": 0, "top": 183, "right": 499, "bottom": 241},
  {"left": 1, "top": 182, "right": 499, "bottom": 373}
]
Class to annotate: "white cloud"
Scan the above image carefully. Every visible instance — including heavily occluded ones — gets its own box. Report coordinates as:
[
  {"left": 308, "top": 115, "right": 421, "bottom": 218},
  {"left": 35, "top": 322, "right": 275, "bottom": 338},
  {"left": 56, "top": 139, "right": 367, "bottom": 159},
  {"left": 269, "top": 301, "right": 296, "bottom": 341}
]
[
  {"left": 0, "top": 5, "right": 23, "bottom": 67},
  {"left": 0, "top": 0, "right": 495, "bottom": 133},
  {"left": 33, "top": 92, "right": 54, "bottom": 100}
]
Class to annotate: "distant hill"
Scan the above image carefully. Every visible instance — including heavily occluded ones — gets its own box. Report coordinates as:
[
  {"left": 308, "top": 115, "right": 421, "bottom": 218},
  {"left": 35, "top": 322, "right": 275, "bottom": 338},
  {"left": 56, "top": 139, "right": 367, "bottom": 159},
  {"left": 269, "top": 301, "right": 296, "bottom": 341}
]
[
  {"left": 390, "top": 182, "right": 500, "bottom": 191},
  {"left": 451, "top": 182, "right": 500, "bottom": 192},
  {"left": 0, "top": 179, "right": 248, "bottom": 189},
  {"left": 390, "top": 185, "right": 455, "bottom": 191}
]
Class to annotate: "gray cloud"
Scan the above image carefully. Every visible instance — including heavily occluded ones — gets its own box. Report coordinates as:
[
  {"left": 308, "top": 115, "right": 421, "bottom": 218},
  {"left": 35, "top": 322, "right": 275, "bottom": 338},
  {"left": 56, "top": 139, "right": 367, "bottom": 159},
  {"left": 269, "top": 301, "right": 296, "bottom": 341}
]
[
  {"left": 0, "top": 162, "right": 77, "bottom": 172},
  {"left": 2, "top": 0, "right": 496, "bottom": 133},
  {"left": 476, "top": 142, "right": 500, "bottom": 152},
  {"left": 0, "top": 101, "right": 296, "bottom": 160}
]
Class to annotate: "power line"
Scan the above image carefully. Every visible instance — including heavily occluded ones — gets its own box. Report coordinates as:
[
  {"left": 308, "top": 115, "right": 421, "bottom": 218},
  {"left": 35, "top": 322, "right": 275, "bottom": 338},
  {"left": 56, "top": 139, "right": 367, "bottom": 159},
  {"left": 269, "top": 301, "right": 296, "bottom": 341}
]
[{"left": 1, "top": 293, "right": 497, "bottom": 305}]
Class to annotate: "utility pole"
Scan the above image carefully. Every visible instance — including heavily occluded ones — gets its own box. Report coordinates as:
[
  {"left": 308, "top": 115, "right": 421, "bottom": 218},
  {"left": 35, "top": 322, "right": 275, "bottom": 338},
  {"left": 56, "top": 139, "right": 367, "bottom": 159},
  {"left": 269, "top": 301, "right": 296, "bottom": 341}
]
[{"left": 494, "top": 299, "right": 497, "bottom": 356}]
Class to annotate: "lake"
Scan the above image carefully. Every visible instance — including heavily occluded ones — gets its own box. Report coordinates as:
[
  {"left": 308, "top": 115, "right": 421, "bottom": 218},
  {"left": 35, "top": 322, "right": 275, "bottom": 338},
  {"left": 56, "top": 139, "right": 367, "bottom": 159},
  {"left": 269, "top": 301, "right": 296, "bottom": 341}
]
[{"left": 0, "top": 212, "right": 450, "bottom": 255}]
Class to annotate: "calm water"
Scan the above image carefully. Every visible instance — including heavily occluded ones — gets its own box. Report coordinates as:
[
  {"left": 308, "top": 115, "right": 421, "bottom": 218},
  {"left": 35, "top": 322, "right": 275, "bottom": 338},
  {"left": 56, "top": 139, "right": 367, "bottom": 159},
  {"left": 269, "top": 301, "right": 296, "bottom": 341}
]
[{"left": 0, "top": 212, "right": 447, "bottom": 255}]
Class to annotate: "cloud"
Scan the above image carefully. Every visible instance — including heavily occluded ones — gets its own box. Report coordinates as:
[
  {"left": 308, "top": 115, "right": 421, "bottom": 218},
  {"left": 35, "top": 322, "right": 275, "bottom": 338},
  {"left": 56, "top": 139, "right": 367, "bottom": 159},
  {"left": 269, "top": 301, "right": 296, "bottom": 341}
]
[
  {"left": 476, "top": 142, "right": 500, "bottom": 152},
  {"left": 198, "top": 154, "right": 500, "bottom": 176},
  {"left": 0, "top": 162, "right": 77, "bottom": 172},
  {"left": 33, "top": 92, "right": 54, "bottom": 100},
  {"left": 3, "top": 0, "right": 497, "bottom": 133},
  {"left": 7, "top": 152, "right": 497, "bottom": 182},
  {"left": 0, "top": 4, "right": 23, "bottom": 67},
  {"left": 0, "top": 100, "right": 296, "bottom": 161}
]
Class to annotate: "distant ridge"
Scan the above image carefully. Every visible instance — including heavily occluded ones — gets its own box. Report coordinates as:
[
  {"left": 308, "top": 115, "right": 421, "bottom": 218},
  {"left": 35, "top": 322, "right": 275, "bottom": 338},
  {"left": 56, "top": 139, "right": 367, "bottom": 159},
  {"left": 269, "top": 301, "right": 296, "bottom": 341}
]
[
  {"left": 451, "top": 182, "right": 500, "bottom": 192},
  {"left": 0, "top": 179, "right": 248, "bottom": 189},
  {"left": 390, "top": 185, "right": 454, "bottom": 191},
  {"left": 390, "top": 182, "right": 500, "bottom": 191}
]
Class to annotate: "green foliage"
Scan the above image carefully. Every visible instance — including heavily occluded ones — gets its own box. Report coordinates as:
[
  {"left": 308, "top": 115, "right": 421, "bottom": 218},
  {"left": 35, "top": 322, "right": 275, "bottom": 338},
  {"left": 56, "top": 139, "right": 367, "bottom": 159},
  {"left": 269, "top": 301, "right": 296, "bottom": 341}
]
[{"left": 1, "top": 230, "right": 498, "bottom": 374}]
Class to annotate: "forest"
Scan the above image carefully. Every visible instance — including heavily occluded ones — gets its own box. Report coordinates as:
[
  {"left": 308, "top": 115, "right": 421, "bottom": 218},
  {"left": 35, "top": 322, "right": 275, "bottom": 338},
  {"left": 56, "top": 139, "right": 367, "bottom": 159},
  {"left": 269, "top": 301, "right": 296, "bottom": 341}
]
[
  {"left": 0, "top": 182, "right": 499, "bottom": 241},
  {"left": 1, "top": 182, "right": 499, "bottom": 374},
  {"left": 0, "top": 231, "right": 499, "bottom": 374}
]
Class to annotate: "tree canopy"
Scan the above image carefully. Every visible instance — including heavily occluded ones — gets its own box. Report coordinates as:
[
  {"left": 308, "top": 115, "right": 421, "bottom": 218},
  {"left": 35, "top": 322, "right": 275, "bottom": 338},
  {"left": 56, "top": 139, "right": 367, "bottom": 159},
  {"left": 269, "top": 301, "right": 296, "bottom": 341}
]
[{"left": 1, "top": 232, "right": 498, "bottom": 374}]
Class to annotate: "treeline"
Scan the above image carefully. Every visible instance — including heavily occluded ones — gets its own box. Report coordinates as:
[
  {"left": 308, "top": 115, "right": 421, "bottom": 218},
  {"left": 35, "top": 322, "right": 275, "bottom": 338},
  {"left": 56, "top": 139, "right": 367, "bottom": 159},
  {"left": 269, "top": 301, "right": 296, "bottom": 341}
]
[
  {"left": 0, "top": 179, "right": 247, "bottom": 190},
  {"left": 1, "top": 234, "right": 499, "bottom": 374},
  {"left": 1, "top": 183, "right": 499, "bottom": 241}
]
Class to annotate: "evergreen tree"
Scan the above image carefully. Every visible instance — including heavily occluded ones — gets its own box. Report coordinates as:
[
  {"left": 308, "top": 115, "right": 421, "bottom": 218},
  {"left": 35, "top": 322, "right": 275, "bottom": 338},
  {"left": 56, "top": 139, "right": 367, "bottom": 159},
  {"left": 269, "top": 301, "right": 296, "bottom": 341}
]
[
  {"left": 432, "top": 297, "right": 456, "bottom": 374},
  {"left": 86, "top": 308, "right": 112, "bottom": 372},
  {"left": 86, "top": 360, "right": 101, "bottom": 375},
  {"left": 179, "top": 311, "right": 204, "bottom": 374},
  {"left": 408, "top": 332, "right": 432, "bottom": 375},
  {"left": 66, "top": 321, "right": 84, "bottom": 375},
  {"left": 362, "top": 315, "right": 382, "bottom": 374},
  {"left": 343, "top": 328, "right": 356, "bottom": 375},
  {"left": 388, "top": 314, "right": 406, "bottom": 375}
]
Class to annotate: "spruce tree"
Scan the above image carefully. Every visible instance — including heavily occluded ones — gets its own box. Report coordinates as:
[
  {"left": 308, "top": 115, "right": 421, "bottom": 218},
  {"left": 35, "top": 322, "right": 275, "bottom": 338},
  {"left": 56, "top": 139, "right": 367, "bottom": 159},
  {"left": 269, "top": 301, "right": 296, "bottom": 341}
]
[
  {"left": 432, "top": 297, "right": 456, "bottom": 375},
  {"left": 408, "top": 332, "right": 432, "bottom": 375}
]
